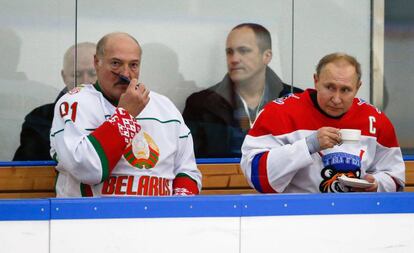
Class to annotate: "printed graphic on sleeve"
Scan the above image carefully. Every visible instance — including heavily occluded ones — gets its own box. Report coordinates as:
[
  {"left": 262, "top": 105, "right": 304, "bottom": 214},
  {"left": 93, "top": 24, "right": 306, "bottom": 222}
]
[
  {"left": 319, "top": 151, "right": 364, "bottom": 193},
  {"left": 123, "top": 131, "right": 160, "bottom": 169}
]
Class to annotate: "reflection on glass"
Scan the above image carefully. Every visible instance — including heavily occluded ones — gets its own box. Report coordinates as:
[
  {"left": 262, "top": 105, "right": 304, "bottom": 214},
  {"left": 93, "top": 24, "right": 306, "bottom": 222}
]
[
  {"left": 0, "top": 1, "right": 75, "bottom": 161},
  {"left": 76, "top": 0, "right": 293, "bottom": 158},
  {"left": 13, "top": 42, "right": 97, "bottom": 161},
  {"left": 182, "top": 23, "right": 302, "bottom": 158},
  {"left": 384, "top": 0, "right": 414, "bottom": 154},
  {"left": 140, "top": 43, "right": 198, "bottom": 113},
  {"left": 0, "top": 28, "right": 58, "bottom": 160}
]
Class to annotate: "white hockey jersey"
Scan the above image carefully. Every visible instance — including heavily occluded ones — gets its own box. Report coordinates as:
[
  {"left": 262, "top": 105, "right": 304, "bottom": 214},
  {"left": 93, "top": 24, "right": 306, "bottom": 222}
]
[
  {"left": 241, "top": 89, "right": 405, "bottom": 193},
  {"left": 50, "top": 84, "right": 201, "bottom": 197}
]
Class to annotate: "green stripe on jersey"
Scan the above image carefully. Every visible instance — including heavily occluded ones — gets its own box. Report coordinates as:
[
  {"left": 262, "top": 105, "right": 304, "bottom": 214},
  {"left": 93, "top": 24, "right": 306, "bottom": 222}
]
[
  {"left": 179, "top": 131, "right": 191, "bottom": 138},
  {"left": 52, "top": 152, "right": 59, "bottom": 162},
  {"left": 137, "top": 117, "right": 181, "bottom": 124},
  {"left": 87, "top": 135, "right": 109, "bottom": 182},
  {"left": 176, "top": 173, "right": 198, "bottom": 184},
  {"left": 80, "top": 183, "right": 92, "bottom": 197},
  {"left": 50, "top": 129, "right": 64, "bottom": 137},
  {"left": 80, "top": 183, "right": 85, "bottom": 197}
]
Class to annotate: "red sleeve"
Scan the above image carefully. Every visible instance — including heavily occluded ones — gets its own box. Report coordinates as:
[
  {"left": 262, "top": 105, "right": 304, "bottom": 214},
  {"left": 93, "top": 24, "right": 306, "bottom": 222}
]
[
  {"left": 377, "top": 113, "right": 400, "bottom": 148},
  {"left": 88, "top": 107, "right": 141, "bottom": 181},
  {"left": 173, "top": 173, "right": 199, "bottom": 195}
]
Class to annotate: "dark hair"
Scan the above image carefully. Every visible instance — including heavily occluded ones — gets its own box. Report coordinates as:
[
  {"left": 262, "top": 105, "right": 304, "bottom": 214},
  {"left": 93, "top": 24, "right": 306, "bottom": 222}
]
[
  {"left": 96, "top": 32, "right": 140, "bottom": 59},
  {"left": 316, "top": 52, "right": 362, "bottom": 82},
  {"left": 232, "top": 23, "right": 271, "bottom": 52}
]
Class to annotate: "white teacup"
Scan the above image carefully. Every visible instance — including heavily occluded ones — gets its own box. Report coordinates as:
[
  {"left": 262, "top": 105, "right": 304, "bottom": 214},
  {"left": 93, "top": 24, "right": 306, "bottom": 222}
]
[{"left": 340, "top": 129, "right": 361, "bottom": 144}]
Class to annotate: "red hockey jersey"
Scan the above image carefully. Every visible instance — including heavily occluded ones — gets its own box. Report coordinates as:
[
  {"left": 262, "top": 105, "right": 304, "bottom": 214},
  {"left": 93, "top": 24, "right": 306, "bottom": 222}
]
[{"left": 241, "top": 89, "right": 405, "bottom": 193}]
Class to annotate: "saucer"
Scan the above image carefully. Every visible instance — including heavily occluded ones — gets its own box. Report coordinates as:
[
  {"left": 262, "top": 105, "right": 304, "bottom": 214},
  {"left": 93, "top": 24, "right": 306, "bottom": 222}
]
[{"left": 338, "top": 175, "right": 374, "bottom": 188}]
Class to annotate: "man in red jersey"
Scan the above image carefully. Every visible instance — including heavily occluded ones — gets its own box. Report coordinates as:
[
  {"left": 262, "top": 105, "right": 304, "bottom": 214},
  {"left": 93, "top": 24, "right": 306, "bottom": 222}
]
[{"left": 241, "top": 52, "right": 405, "bottom": 193}]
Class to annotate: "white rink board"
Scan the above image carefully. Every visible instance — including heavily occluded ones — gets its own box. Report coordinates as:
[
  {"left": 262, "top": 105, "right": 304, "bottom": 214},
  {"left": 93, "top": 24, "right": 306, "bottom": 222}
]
[
  {"left": 50, "top": 217, "right": 239, "bottom": 253},
  {"left": 2, "top": 213, "right": 414, "bottom": 253},
  {"left": 2, "top": 193, "right": 414, "bottom": 253},
  {"left": 241, "top": 213, "right": 414, "bottom": 253},
  {"left": 0, "top": 220, "right": 49, "bottom": 253}
]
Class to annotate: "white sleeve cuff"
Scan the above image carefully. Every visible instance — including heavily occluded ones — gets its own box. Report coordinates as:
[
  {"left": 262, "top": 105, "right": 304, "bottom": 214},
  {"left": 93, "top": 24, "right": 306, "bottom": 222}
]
[{"left": 373, "top": 173, "right": 399, "bottom": 192}]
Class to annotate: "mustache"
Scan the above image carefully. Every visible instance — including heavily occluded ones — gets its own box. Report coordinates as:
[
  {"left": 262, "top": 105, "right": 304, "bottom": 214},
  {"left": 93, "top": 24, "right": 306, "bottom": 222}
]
[{"left": 111, "top": 71, "right": 131, "bottom": 84}]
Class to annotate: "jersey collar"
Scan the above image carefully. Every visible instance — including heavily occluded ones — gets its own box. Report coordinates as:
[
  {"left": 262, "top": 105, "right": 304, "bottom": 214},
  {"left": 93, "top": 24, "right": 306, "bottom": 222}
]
[
  {"left": 93, "top": 81, "right": 119, "bottom": 106},
  {"left": 309, "top": 89, "right": 345, "bottom": 119}
]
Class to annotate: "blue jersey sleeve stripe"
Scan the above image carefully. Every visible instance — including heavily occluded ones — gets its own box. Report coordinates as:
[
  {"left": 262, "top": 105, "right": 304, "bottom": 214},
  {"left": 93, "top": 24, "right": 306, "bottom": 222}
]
[{"left": 251, "top": 152, "right": 265, "bottom": 193}]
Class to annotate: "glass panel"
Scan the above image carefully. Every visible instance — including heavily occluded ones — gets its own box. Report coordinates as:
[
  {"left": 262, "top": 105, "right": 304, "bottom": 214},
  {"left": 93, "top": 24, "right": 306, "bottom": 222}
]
[
  {"left": 0, "top": 1, "right": 75, "bottom": 161},
  {"left": 2, "top": 0, "right": 381, "bottom": 160},
  {"left": 293, "top": 0, "right": 371, "bottom": 100},
  {"left": 384, "top": 0, "right": 414, "bottom": 153},
  {"left": 77, "top": 0, "right": 293, "bottom": 158},
  {"left": 77, "top": 0, "right": 293, "bottom": 112}
]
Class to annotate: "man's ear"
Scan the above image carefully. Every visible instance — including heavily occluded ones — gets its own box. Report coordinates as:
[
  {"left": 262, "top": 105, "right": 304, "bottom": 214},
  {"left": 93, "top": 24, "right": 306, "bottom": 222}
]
[
  {"left": 61, "top": 70, "right": 68, "bottom": 85},
  {"left": 263, "top": 49, "right": 272, "bottom": 65},
  {"left": 313, "top": 74, "right": 318, "bottom": 85},
  {"left": 94, "top": 54, "right": 99, "bottom": 68},
  {"left": 356, "top": 80, "right": 362, "bottom": 90}
]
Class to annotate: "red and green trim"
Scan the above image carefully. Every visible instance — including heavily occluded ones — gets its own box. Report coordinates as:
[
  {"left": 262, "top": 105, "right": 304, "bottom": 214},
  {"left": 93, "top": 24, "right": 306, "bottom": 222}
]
[
  {"left": 88, "top": 121, "right": 126, "bottom": 182},
  {"left": 80, "top": 183, "right": 93, "bottom": 197}
]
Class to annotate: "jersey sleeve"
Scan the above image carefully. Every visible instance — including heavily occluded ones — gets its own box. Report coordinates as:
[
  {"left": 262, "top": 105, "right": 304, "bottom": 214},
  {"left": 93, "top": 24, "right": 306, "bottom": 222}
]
[
  {"left": 240, "top": 104, "right": 314, "bottom": 193},
  {"left": 50, "top": 93, "right": 139, "bottom": 185},
  {"left": 172, "top": 113, "right": 202, "bottom": 195},
  {"left": 369, "top": 113, "right": 405, "bottom": 191}
]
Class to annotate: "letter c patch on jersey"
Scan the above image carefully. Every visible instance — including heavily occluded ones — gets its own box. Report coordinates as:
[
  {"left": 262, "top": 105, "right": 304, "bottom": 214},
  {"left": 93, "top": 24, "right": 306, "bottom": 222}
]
[{"left": 369, "top": 116, "right": 376, "bottom": 134}]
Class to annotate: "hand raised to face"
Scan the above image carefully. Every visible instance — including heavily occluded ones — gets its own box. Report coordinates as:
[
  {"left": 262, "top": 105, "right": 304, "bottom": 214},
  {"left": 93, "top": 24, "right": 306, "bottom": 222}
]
[{"left": 118, "top": 78, "right": 150, "bottom": 117}]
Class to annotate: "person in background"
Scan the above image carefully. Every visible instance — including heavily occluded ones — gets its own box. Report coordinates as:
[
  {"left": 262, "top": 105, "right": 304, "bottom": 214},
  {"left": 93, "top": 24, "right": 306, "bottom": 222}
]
[
  {"left": 61, "top": 42, "right": 97, "bottom": 90},
  {"left": 0, "top": 28, "right": 58, "bottom": 160},
  {"left": 50, "top": 32, "right": 201, "bottom": 197},
  {"left": 241, "top": 52, "right": 405, "bottom": 193},
  {"left": 183, "top": 23, "right": 302, "bottom": 158},
  {"left": 13, "top": 42, "right": 97, "bottom": 161}
]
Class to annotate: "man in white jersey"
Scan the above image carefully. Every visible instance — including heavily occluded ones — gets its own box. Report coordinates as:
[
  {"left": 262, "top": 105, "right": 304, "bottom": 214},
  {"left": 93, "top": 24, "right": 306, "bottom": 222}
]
[
  {"left": 50, "top": 32, "right": 201, "bottom": 197},
  {"left": 241, "top": 53, "right": 405, "bottom": 193}
]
